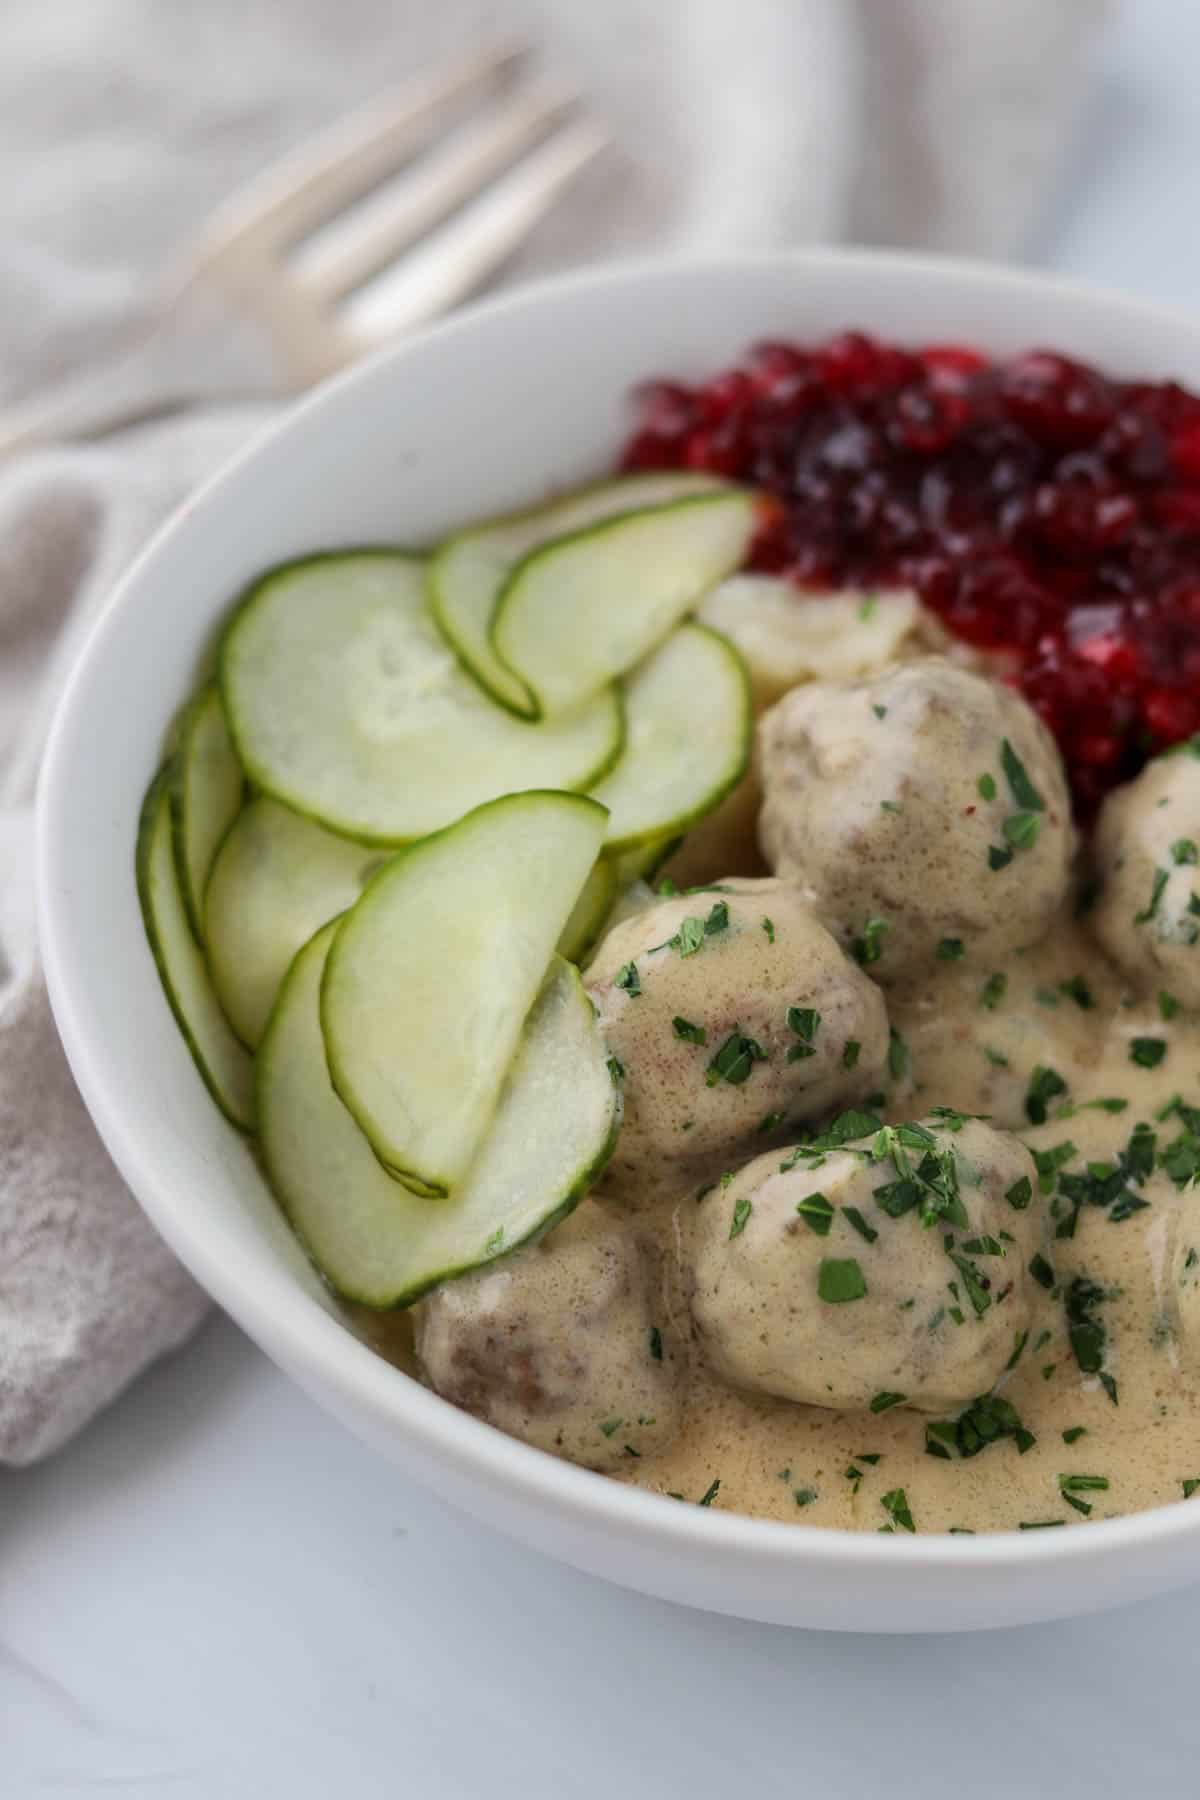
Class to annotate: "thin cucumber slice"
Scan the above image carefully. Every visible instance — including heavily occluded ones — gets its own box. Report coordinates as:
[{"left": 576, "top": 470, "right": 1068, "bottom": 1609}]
[
  {"left": 609, "top": 837, "right": 683, "bottom": 888},
  {"left": 430, "top": 472, "right": 726, "bottom": 718},
  {"left": 220, "top": 553, "right": 622, "bottom": 845},
  {"left": 137, "top": 765, "right": 254, "bottom": 1130},
  {"left": 556, "top": 856, "right": 618, "bottom": 964},
  {"left": 491, "top": 489, "right": 757, "bottom": 718},
  {"left": 588, "top": 622, "right": 750, "bottom": 852},
  {"left": 321, "top": 789, "right": 608, "bottom": 1196},
  {"left": 169, "top": 685, "right": 243, "bottom": 940},
  {"left": 205, "top": 798, "right": 380, "bottom": 1049},
  {"left": 260, "top": 931, "right": 619, "bottom": 1307}
]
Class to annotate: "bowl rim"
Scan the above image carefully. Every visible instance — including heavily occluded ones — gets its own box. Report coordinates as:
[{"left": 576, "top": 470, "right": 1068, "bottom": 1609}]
[{"left": 37, "top": 242, "right": 1200, "bottom": 1577}]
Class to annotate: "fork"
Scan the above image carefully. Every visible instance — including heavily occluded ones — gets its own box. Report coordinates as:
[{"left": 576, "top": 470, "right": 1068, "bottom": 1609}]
[{"left": 0, "top": 46, "right": 606, "bottom": 457}]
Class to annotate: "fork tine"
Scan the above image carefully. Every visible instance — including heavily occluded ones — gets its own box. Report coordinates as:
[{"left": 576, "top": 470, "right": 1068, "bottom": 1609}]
[
  {"left": 191, "top": 45, "right": 529, "bottom": 262},
  {"left": 294, "top": 86, "right": 582, "bottom": 303},
  {"left": 344, "top": 117, "right": 609, "bottom": 342}
]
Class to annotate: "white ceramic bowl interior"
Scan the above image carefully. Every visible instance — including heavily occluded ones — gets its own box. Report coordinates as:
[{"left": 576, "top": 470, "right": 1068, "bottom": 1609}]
[{"left": 38, "top": 249, "right": 1200, "bottom": 1632}]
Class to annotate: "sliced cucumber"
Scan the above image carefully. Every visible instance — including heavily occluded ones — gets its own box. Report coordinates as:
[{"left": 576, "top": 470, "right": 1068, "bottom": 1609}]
[
  {"left": 220, "top": 553, "right": 622, "bottom": 845},
  {"left": 556, "top": 855, "right": 618, "bottom": 963},
  {"left": 491, "top": 489, "right": 757, "bottom": 719},
  {"left": 205, "top": 798, "right": 379, "bottom": 1049},
  {"left": 321, "top": 790, "right": 608, "bottom": 1196},
  {"left": 609, "top": 837, "right": 683, "bottom": 888},
  {"left": 169, "top": 685, "right": 243, "bottom": 940},
  {"left": 430, "top": 473, "right": 726, "bottom": 718},
  {"left": 260, "top": 930, "right": 619, "bottom": 1307},
  {"left": 588, "top": 622, "right": 750, "bottom": 852},
  {"left": 137, "top": 766, "right": 254, "bottom": 1130}
]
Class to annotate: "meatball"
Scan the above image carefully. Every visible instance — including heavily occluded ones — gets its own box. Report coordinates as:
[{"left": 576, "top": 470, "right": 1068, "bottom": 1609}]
[
  {"left": 689, "top": 1113, "right": 1040, "bottom": 1414},
  {"left": 1090, "top": 749, "right": 1200, "bottom": 1010},
  {"left": 586, "top": 877, "right": 889, "bottom": 1202},
  {"left": 758, "top": 657, "right": 1074, "bottom": 983},
  {"left": 414, "top": 1202, "right": 683, "bottom": 1471}
]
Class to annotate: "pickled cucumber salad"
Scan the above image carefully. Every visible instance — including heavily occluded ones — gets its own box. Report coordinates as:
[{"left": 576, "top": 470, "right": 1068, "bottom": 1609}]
[{"left": 139, "top": 471, "right": 1200, "bottom": 1537}]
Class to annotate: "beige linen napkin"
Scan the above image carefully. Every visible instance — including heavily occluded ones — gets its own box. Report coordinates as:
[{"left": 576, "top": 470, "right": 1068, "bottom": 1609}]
[{"left": 0, "top": 0, "right": 1106, "bottom": 1463}]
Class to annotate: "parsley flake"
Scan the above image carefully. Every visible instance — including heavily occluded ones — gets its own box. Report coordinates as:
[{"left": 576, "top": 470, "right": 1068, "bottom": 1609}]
[
  {"left": 706, "top": 1030, "right": 767, "bottom": 1087},
  {"left": 729, "top": 1197, "right": 753, "bottom": 1240},
  {"left": 672, "top": 1015, "right": 707, "bottom": 1045},
  {"left": 614, "top": 961, "right": 641, "bottom": 998},
  {"left": 818, "top": 1257, "right": 867, "bottom": 1303},
  {"left": 795, "top": 1192, "right": 834, "bottom": 1236}
]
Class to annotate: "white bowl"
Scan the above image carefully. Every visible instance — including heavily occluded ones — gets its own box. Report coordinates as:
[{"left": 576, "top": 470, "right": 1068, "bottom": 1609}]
[{"left": 38, "top": 249, "right": 1200, "bottom": 1632}]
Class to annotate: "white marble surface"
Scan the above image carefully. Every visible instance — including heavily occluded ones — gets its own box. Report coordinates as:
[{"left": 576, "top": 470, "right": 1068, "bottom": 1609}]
[{"left": 9, "top": 2, "right": 1200, "bottom": 1793}]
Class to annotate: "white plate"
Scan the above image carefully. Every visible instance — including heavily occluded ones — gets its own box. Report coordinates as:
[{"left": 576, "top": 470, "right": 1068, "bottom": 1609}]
[{"left": 37, "top": 248, "right": 1200, "bottom": 1631}]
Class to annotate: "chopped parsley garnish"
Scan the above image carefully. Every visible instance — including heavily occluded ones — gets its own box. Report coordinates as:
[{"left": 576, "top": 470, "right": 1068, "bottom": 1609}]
[
  {"left": 1160, "top": 990, "right": 1181, "bottom": 1021},
  {"left": 859, "top": 594, "right": 879, "bottom": 620},
  {"left": 1005, "top": 1329, "right": 1029, "bottom": 1371},
  {"left": 606, "top": 1054, "right": 625, "bottom": 1085},
  {"left": 1135, "top": 868, "right": 1169, "bottom": 925},
  {"left": 1065, "top": 1276, "right": 1114, "bottom": 1398},
  {"left": 1019, "top": 1519, "right": 1066, "bottom": 1530},
  {"left": 887, "top": 1028, "right": 909, "bottom": 1081},
  {"left": 761, "top": 916, "right": 775, "bottom": 943},
  {"left": 880, "top": 800, "right": 902, "bottom": 815},
  {"left": 988, "top": 844, "right": 1014, "bottom": 872},
  {"left": 672, "top": 1015, "right": 707, "bottom": 1045},
  {"left": 786, "top": 1005, "right": 821, "bottom": 1061},
  {"left": 818, "top": 1257, "right": 867, "bottom": 1303},
  {"left": 1029, "top": 1251, "right": 1056, "bottom": 1290},
  {"left": 1059, "top": 975, "right": 1095, "bottom": 1010},
  {"left": 949, "top": 1252, "right": 991, "bottom": 1318},
  {"left": 1003, "top": 811, "right": 1041, "bottom": 851},
  {"left": 1184, "top": 1480, "right": 1200, "bottom": 1500},
  {"left": 842, "top": 1039, "right": 861, "bottom": 1070},
  {"left": 648, "top": 1327, "right": 663, "bottom": 1362},
  {"left": 852, "top": 916, "right": 889, "bottom": 966},
  {"left": 795, "top": 1192, "right": 834, "bottom": 1236},
  {"left": 880, "top": 1488, "right": 915, "bottom": 1532},
  {"left": 656, "top": 877, "right": 679, "bottom": 896},
  {"left": 1025, "top": 1064, "right": 1068, "bottom": 1125},
  {"left": 937, "top": 937, "right": 965, "bottom": 961},
  {"left": 1173, "top": 838, "right": 1199, "bottom": 865},
  {"left": 1001, "top": 738, "right": 1046, "bottom": 812},
  {"left": 614, "top": 961, "right": 641, "bottom": 997},
  {"left": 757, "top": 1110, "right": 785, "bottom": 1135},
  {"left": 729, "top": 1197, "right": 753, "bottom": 1239},
  {"left": 666, "top": 902, "right": 730, "bottom": 958},
  {"left": 808, "top": 1108, "right": 883, "bottom": 1149},
  {"left": 931, "top": 1393, "right": 1035, "bottom": 1459},
  {"left": 1031, "top": 1139, "right": 1077, "bottom": 1194},
  {"left": 793, "top": 1487, "right": 817, "bottom": 1507},
  {"left": 697, "top": 1479, "right": 721, "bottom": 1507},
  {"left": 1062, "top": 1426, "right": 1086, "bottom": 1444},
  {"left": 980, "top": 972, "right": 1008, "bottom": 1010},
  {"left": 977, "top": 772, "right": 998, "bottom": 801},
  {"left": 599, "top": 1417, "right": 623, "bottom": 1438},
  {"left": 842, "top": 1205, "right": 878, "bottom": 1244},
  {"left": 705, "top": 1031, "right": 767, "bottom": 1087},
  {"left": 869, "top": 1391, "right": 906, "bottom": 1413},
  {"left": 872, "top": 703, "right": 888, "bottom": 719},
  {"left": 1058, "top": 1473, "right": 1109, "bottom": 1517},
  {"left": 1130, "top": 1037, "right": 1167, "bottom": 1068},
  {"left": 1006, "top": 1176, "right": 1033, "bottom": 1211}
]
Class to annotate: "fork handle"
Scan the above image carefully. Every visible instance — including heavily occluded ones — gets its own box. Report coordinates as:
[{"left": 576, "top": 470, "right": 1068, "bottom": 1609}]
[{"left": 0, "top": 302, "right": 281, "bottom": 457}]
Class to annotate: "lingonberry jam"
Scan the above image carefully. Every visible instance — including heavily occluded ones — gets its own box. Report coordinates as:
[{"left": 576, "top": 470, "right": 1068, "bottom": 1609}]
[{"left": 621, "top": 332, "right": 1200, "bottom": 813}]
